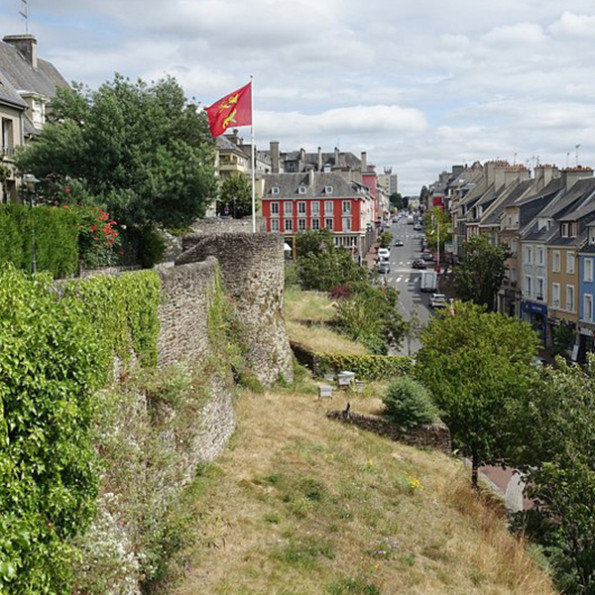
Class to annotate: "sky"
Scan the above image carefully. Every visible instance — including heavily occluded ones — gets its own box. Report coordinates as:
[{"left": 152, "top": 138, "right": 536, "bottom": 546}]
[{"left": 2, "top": 0, "right": 595, "bottom": 195}]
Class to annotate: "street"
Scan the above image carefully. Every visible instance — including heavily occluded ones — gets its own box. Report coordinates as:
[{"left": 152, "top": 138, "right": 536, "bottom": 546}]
[{"left": 381, "top": 216, "right": 434, "bottom": 354}]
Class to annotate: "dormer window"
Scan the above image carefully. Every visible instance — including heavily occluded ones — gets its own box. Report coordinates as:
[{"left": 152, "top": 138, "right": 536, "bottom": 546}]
[
  {"left": 561, "top": 222, "right": 569, "bottom": 238},
  {"left": 271, "top": 186, "right": 280, "bottom": 195},
  {"left": 325, "top": 186, "right": 333, "bottom": 194},
  {"left": 298, "top": 185, "right": 307, "bottom": 194}
]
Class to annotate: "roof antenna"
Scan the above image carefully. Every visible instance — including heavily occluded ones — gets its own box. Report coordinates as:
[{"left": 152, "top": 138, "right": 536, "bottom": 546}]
[
  {"left": 19, "top": 0, "right": 30, "bottom": 34},
  {"left": 575, "top": 144, "right": 581, "bottom": 167}
]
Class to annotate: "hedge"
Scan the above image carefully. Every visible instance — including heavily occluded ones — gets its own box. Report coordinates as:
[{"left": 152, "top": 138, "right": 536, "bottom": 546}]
[
  {"left": 315, "top": 352, "right": 413, "bottom": 380},
  {"left": 0, "top": 204, "right": 79, "bottom": 278},
  {"left": 0, "top": 266, "right": 161, "bottom": 593}
]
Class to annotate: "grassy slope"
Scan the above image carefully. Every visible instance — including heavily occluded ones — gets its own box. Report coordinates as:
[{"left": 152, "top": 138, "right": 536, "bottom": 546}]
[
  {"left": 284, "top": 287, "right": 370, "bottom": 356},
  {"left": 170, "top": 386, "right": 554, "bottom": 595}
]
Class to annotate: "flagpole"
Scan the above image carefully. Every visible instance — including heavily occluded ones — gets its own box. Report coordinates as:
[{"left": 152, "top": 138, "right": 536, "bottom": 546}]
[{"left": 250, "top": 74, "right": 256, "bottom": 234}]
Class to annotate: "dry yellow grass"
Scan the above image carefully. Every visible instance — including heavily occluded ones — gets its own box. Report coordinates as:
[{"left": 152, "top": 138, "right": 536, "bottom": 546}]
[
  {"left": 170, "top": 388, "right": 555, "bottom": 595},
  {"left": 284, "top": 287, "right": 370, "bottom": 356},
  {"left": 286, "top": 320, "right": 369, "bottom": 355},
  {"left": 284, "top": 287, "right": 337, "bottom": 323}
]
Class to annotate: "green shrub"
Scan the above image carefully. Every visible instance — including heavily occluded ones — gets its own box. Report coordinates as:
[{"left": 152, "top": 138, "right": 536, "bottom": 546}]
[
  {"left": 137, "top": 225, "right": 166, "bottom": 268},
  {"left": 0, "top": 204, "right": 78, "bottom": 277},
  {"left": 315, "top": 353, "right": 413, "bottom": 380},
  {"left": 0, "top": 266, "right": 162, "bottom": 593},
  {"left": 0, "top": 266, "right": 103, "bottom": 593},
  {"left": 333, "top": 283, "right": 405, "bottom": 355},
  {"left": 382, "top": 377, "right": 438, "bottom": 428}
]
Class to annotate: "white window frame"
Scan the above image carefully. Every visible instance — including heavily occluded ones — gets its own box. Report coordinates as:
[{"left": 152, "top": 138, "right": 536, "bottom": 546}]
[
  {"left": 552, "top": 250, "right": 560, "bottom": 273},
  {"left": 325, "top": 217, "right": 333, "bottom": 230},
  {"left": 283, "top": 201, "right": 293, "bottom": 216},
  {"left": 524, "top": 276, "right": 532, "bottom": 297},
  {"left": 584, "top": 293, "right": 594, "bottom": 322},
  {"left": 552, "top": 283, "right": 560, "bottom": 308},
  {"left": 284, "top": 218, "right": 293, "bottom": 232},
  {"left": 537, "top": 247, "right": 544, "bottom": 266},
  {"left": 585, "top": 258, "right": 594, "bottom": 283},
  {"left": 271, "top": 186, "right": 280, "bottom": 195},
  {"left": 270, "top": 218, "right": 280, "bottom": 232},
  {"left": 537, "top": 277, "right": 545, "bottom": 300},
  {"left": 270, "top": 202, "right": 279, "bottom": 216},
  {"left": 298, "top": 185, "right": 307, "bottom": 195},
  {"left": 566, "top": 284, "right": 575, "bottom": 312},
  {"left": 524, "top": 246, "right": 532, "bottom": 265},
  {"left": 324, "top": 201, "right": 333, "bottom": 215},
  {"left": 297, "top": 218, "right": 306, "bottom": 231},
  {"left": 311, "top": 218, "right": 320, "bottom": 230},
  {"left": 311, "top": 201, "right": 320, "bottom": 216},
  {"left": 566, "top": 251, "right": 575, "bottom": 274},
  {"left": 325, "top": 185, "right": 333, "bottom": 194},
  {"left": 297, "top": 201, "right": 306, "bottom": 215},
  {"left": 342, "top": 217, "right": 351, "bottom": 232},
  {"left": 589, "top": 227, "right": 595, "bottom": 245},
  {"left": 342, "top": 200, "right": 351, "bottom": 214}
]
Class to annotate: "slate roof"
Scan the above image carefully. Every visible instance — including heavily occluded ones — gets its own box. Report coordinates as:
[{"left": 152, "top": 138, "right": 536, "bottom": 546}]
[
  {"left": 216, "top": 135, "right": 247, "bottom": 155},
  {"left": 479, "top": 180, "right": 533, "bottom": 227},
  {"left": 262, "top": 172, "right": 365, "bottom": 199},
  {"left": 537, "top": 178, "right": 595, "bottom": 219},
  {"left": 0, "top": 69, "right": 26, "bottom": 108},
  {"left": 0, "top": 38, "right": 67, "bottom": 98}
]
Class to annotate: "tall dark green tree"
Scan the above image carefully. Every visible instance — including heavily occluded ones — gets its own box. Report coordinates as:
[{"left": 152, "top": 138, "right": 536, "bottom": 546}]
[
  {"left": 415, "top": 301, "right": 540, "bottom": 487},
  {"left": 512, "top": 357, "right": 595, "bottom": 594},
  {"left": 454, "top": 235, "right": 510, "bottom": 311},
  {"left": 17, "top": 75, "right": 217, "bottom": 230},
  {"left": 217, "top": 173, "right": 254, "bottom": 218}
]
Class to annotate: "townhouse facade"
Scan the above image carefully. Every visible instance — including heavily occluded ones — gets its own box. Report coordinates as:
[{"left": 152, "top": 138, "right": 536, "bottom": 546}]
[
  {"left": 0, "top": 33, "right": 68, "bottom": 202},
  {"left": 261, "top": 143, "right": 387, "bottom": 257},
  {"left": 578, "top": 224, "right": 595, "bottom": 357}
]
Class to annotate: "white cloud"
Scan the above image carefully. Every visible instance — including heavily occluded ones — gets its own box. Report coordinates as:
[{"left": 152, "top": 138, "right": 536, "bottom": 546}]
[{"left": 4, "top": 1, "right": 595, "bottom": 193}]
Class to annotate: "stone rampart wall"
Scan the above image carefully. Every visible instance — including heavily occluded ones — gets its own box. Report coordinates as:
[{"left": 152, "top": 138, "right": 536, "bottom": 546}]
[
  {"left": 177, "top": 232, "right": 293, "bottom": 385},
  {"left": 327, "top": 410, "right": 451, "bottom": 454}
]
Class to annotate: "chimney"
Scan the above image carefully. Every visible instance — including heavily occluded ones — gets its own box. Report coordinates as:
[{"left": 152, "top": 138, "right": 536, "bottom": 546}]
[
  {"left": 534, "top": 164, "right": 558, "bottom": 189},
  {"left": 270, "top": 141, "right": 280, "bottom": 174},
  {"left": 317, "top": 147, "right": 322, "bottom": 171},
  {"left": 309, "top": 168, "right": 314, "bottom": 187},
  {"left": 361, "top": 151, "right": 368, "bottom": 174},
  {"left": 334, "top": 147, "right": 340, "bottom": 168},
  {"left": 3, "top": 34, "right": 37, "bottom": 69},
  {"left": 561, "top": 166, "right": 593, "bottom": 191}
]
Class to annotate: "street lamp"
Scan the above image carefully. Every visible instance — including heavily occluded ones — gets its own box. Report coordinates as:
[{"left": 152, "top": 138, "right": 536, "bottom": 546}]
[{"left": 23, "top": 173, "right": 39, "bottom": 274}]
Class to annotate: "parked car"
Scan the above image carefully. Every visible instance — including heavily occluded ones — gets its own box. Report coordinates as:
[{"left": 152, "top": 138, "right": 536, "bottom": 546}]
[
  {"left": 429, "top": 293, "right": 447, "bottom": 308},
  {"left": 377, "top": 248, "right": 390, "bottom": 262},
  {"left": 393, "top": 239, "right": 404, "bottom": 247},
  {"left": 412, "top": 259, "right": 427, "bottom": 269},
  {"left": 413, "top": 223, "right": 422, "bottom": 231},
  {"left": 378, "top": 261, "right": 390, "bottom": 274},
  {"left": 421, "top": 252, "right": 434, "bottom": 261}
]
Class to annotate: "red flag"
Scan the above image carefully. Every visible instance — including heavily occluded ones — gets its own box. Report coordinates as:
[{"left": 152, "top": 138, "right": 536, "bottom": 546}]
[{"left": 204, "top": 82, "right": 252, "bottom": 137}]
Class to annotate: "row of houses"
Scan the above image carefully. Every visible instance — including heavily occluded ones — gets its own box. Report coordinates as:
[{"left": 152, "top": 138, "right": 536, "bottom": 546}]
[
  {"left": 429, "top": 160, "right": 595, "bottom": 360},
  {"left": 0, "top": 33, "right": 67, "bottom": 201},
  {"left": 214, "top": 131, "right": 394, "bottom": 258}
]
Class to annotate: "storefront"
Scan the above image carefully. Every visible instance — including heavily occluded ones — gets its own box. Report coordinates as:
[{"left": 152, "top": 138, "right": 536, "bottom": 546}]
[{"left": 521, "top": 300, "right": 547, "bottom": 343}]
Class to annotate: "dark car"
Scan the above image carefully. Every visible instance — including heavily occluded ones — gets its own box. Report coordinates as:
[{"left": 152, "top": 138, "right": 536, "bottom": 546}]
[
  {"left": 412, "top": 259, "right": 427, "bottom": 269},
  {"left": 393, "top": 239, "right": 404, "bottom": 247},
  {"left": 421, "top": 252, "right": 434, "bottom": 261}
]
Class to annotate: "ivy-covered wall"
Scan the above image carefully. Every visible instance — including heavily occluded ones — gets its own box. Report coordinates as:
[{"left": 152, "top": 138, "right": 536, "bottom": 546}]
[{"left": 0, "top": 265, "right": 161, "bottom": 593}]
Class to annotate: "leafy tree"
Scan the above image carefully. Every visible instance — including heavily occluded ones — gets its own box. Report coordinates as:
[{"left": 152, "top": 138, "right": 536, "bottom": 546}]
[
  {"left": 419, "top": 185, "right": 430, "bottom": 205},
  {"left": 415, "top": 301, "right": 540, "bottom": 487},
  {"left": 17, "top": 75, "right": 217, "bottom": 231},
  {"left": 424, "top": 207, "right": 451, "bottom": 259},
  {"left": 217, "top": 173, "right": 255, "bottom": 218},
  {"left": 512, "top": 357, "right": 595, "bottom": 594},
  {"left": 378, "top": 231, "right": 393, "bottom": 249},
  {"left": 296, "top": 228, "right": 335, "bottom": 259},
  {"left": 297, "top": 248, "right": 366, "bottom": 292},
  {"left": 454, "top": 235, "right": 510, "bottom": 311},
  {"left": 333, "top": 282, "right": 405, "bottom": 354},
  {"left": 389, "top": 192, "right": 403, "bottom": 209},
  {"left": 402, "top": 306, "right": 424, "bottom": 356}
]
